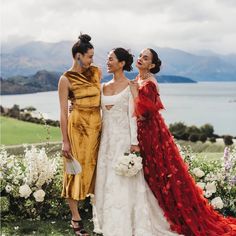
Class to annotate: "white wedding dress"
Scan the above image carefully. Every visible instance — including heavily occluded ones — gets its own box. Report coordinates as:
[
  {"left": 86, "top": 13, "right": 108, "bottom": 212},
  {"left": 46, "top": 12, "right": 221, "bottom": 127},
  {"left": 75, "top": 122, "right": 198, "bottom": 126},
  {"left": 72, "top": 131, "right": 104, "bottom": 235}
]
[{"left": 94, "top": 84, "right": 180, "bottom": 236}]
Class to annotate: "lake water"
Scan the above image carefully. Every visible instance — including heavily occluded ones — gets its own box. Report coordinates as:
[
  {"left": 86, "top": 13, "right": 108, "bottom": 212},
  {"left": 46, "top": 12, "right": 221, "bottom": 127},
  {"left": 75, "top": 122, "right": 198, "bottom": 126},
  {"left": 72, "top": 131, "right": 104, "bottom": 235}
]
[{"left": 1, "top": 82, "right": 236, "bottom": 135}]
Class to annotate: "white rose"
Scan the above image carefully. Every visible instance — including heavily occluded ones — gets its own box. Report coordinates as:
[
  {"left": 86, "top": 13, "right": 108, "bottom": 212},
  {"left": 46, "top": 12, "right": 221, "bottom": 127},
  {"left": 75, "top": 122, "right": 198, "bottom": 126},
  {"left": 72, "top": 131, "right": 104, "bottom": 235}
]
[
  {"left": 33, "top": 189, "right": 45, "bottom": 202},
  {"left": 197, "top": 182, "right": 206, "bottom": 190},
  {"left": 5, "top": 185, "right": 12, "bottom": 193},
  {"left": 128, "top": 153, "right": 137, "bottom": 159},
  {"left": 211, "top": 197, "right": 224, "bottom": 209},
  {"left": 204, "top": 191, "right": 212, "bottom": 198},
  {"left": 192, "top": 168, "right": 205, "bottom": 178},
  {"left": 19, "top": 184, "right": 32, "bottom": 198},
  {"left": 206, "top": 182, "right": 216, "bottom": 193}
]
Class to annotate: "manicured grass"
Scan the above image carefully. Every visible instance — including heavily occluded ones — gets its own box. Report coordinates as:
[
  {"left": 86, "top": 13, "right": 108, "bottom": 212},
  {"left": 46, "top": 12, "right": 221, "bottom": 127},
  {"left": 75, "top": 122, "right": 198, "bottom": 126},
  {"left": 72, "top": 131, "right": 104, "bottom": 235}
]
[
  {"left": 177, "top": 140, "right": 229, "bottom": 153},
  {"left": 194, "top": 152, "right": 223, "bottom": 161},
  {"left": 0, "top": 116, "right": 61, "bottom": 145},
  {"left": 1, "top": 219, "right": 102, "bottom": 236}
]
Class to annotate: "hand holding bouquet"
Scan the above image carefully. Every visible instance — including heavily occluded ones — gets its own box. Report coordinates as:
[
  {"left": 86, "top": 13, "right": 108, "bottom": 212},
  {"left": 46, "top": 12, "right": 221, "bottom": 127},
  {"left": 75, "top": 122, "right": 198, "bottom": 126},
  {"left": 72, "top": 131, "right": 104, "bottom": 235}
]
[{"left": 114, "top": 152, "right": 143, "bottom": 177}]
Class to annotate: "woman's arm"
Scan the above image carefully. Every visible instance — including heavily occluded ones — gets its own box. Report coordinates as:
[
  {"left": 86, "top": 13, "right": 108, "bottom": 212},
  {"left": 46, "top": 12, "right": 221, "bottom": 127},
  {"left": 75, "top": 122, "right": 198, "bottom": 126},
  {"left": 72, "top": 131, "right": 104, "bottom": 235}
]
[
  {"left": 98, "top": 67, "right": 103, "bottom": 81},
  {"left": 128, "top": 88, "right": 140, "bottom": 153},
  {"left": 58, "top": 75, "right": 72, "bottom": 159}
]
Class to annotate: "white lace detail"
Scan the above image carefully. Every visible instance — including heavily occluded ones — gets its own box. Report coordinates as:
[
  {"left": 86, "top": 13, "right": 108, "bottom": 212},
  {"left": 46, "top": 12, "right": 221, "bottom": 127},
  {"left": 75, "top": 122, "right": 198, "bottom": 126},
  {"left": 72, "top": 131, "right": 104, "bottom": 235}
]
[{"left": 94, "top": 85, "right": 181, "bottom": 236}]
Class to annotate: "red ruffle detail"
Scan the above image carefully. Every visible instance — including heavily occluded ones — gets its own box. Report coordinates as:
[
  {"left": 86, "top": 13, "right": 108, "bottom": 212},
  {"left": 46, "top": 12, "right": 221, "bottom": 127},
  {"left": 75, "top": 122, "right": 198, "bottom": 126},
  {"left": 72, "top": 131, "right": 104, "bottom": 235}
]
[
  {"left": 137, "top": 81, "right": 236, "bottom": 236},
  {"left": 134, "top": 81, "right": 164, "bottom": 119}
]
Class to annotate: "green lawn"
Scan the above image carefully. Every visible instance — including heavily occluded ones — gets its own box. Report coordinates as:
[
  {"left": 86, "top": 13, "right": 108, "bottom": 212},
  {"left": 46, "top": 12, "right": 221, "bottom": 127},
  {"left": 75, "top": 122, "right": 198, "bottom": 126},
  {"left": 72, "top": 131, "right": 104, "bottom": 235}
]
[
  {"left": 194, "top": 152, "right": 223, "bottom": 161},
  {"left": 1, "top": 219, "right": 101, "bottom": 236},
  {"left": 0, "top": 116, "right": 61, "bottom": 145},
  {"left": 177, "top": 140, "right": 228, "bottom": 153}
]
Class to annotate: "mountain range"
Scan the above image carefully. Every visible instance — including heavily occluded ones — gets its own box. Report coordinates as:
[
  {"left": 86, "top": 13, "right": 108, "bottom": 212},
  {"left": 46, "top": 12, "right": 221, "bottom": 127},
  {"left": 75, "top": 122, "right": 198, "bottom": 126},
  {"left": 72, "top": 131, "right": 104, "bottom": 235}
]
[
  {"left": 1, "top": 41, "right": 236, "bottom": 81},
  {"left": 0, "top": 70, "right": 196, "bottom": 95}
]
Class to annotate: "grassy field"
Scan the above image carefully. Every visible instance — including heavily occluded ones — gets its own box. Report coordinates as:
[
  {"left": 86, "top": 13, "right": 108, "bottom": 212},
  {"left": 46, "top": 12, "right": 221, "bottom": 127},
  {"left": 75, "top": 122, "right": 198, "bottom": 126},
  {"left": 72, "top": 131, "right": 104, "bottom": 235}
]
[
  {"left": 1, "top": 219, "right": 102, "bottom": 236},
  {"left": 177, "top": 140, "right": 226, "bottom": 153},
  {"left": 0, "top": 116, "right": 61, "bottom": 145}
]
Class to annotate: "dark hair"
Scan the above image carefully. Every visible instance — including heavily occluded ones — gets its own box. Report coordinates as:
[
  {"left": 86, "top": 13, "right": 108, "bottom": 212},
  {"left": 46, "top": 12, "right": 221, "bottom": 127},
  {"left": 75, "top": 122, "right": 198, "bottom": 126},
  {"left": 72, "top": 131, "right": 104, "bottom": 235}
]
[
  {"left": 148, "top": 48, "right": 162, "bottom": 74},
  {"left": 72, "top": 34, "right": 93, "bottom": 58},
  {"left": 113, "top": 48, "right": 133, "bottom": 71}
]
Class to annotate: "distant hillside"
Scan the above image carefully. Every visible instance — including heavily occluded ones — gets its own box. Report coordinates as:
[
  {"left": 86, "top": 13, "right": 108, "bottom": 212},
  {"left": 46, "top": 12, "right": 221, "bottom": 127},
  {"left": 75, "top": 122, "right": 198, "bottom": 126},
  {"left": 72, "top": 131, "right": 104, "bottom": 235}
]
[
  {"left": 102, "top": 73, "right": 196, "bottom": 83},
  {"left": 1, "top": 70, "right": 196, "bottom": 95},
  {"left": 1, "top": 40, "right": 236, "bottom": 81},
  {"left": 1, "top": 70, "right": 61, "bottom": 95}
]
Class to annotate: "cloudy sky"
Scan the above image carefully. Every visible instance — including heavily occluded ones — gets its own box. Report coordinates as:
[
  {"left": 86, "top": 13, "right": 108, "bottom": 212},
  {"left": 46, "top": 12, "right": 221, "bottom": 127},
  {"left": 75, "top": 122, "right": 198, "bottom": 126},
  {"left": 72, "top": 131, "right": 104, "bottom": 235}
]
[{"left": 1, "top": 0, "right": 236, "bottom": 54}]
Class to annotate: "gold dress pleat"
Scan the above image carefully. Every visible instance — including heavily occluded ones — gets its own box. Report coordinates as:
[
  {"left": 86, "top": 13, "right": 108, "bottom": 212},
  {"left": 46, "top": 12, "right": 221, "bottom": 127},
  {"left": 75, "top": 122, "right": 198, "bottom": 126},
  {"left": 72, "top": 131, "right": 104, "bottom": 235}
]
[{"left": 61, "top": 66, "right": 101, "bottom": 201}]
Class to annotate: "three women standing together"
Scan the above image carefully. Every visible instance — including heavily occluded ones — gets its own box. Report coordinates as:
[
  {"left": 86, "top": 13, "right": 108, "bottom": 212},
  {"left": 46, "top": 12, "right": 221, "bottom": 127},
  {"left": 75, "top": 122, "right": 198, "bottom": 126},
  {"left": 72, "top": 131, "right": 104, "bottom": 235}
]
[{"left": 58, "top": 34, "right": 236, "bottom": 236}]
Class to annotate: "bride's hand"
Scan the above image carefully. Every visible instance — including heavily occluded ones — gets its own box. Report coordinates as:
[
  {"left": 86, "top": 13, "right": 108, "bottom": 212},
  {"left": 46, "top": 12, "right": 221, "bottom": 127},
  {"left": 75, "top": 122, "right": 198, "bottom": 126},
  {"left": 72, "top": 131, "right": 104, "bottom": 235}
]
[{"left": 130, "top": 145, "right": 140, "bottom": 153}]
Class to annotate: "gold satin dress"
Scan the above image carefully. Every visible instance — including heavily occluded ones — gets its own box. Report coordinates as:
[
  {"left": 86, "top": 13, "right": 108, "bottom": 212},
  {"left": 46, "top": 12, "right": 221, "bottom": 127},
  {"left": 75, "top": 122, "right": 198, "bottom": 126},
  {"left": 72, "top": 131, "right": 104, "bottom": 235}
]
[{"left": 61, "top": 66, "right": 101, "bottom": 201}]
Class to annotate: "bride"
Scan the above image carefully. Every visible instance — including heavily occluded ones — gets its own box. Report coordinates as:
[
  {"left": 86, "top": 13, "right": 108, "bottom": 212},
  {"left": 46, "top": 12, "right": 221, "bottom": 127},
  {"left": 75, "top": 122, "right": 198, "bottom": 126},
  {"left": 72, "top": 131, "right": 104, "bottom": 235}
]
[{"left": 94, "top": 48, "right": 180, "bottom": 236}]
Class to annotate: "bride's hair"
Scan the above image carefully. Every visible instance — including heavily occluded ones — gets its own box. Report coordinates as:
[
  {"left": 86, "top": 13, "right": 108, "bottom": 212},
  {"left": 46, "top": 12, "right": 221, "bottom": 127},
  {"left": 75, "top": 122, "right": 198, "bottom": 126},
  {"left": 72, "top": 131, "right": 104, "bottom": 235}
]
[
  {"left": 148, "top": 48, "right": 162, "bottom": 74},
  {"left": 113, "top": 48, "right": 134, "bottom": 71},
  {"left": 72, "top": 33, "right": 93, "bottom": 58}
]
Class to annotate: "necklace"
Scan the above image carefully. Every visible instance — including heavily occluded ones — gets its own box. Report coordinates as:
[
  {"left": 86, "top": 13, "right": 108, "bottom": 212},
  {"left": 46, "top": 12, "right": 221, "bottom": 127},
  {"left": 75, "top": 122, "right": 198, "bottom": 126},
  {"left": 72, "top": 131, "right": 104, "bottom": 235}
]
[
  {"left": 138, "top": 72, "right": 152, "bottom": 80},
  {"left": 137, "top": 72, "right": 153, "bottom": 85}
]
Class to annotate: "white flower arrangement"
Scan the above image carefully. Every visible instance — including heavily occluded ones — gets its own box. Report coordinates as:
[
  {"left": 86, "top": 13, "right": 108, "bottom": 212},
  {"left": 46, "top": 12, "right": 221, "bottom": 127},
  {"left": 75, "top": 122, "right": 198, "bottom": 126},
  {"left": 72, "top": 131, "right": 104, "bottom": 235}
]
[
  {"left": 181, "top": 145, "right": 236, "bottom": 216},
  {"left": 1, "top": 144, "right": 235, "bottom": 219},
  {"left": 5, "top": 185, "right": 13, "bottom": 193},
  {"left": 196, "top": 182, "right": 206, "bottom": 189},
  {"left": 211, "top": 197, "right": 224, "bottom": 209},
  {"left": 192, "top": 168, "right": 205, "bottom": 178},
  {"left": 114, "top": 152, "right": 143, "bottom": 177},
  {"left": 19, "top": 184, "right": 32, "bottom": 198},
  {"left": 24, "top": 146, "right": 57, "bottom": 188},
  {"left": 0, "top": 145, "right": 61, "bottom": 219},
  {"left": 33, "top": 189, "right": 46, "bottom": 202},
  {"left": 205, "top": 182, "right": 216, "bottom": 194}
]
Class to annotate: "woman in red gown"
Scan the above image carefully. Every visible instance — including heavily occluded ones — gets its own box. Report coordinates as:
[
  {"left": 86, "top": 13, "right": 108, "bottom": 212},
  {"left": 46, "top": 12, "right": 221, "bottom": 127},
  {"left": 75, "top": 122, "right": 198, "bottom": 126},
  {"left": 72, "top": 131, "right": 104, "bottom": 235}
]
[{"left": 130, "top": 48, "right": 236, "bottom": 236}]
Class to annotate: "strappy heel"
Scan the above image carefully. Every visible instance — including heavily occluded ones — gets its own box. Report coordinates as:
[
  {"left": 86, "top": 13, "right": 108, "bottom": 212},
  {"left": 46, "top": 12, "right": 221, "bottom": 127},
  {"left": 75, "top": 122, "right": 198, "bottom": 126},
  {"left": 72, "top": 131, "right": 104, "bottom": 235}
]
[{"left": 70, "top": 219, "right": 89, "bottom": 236}]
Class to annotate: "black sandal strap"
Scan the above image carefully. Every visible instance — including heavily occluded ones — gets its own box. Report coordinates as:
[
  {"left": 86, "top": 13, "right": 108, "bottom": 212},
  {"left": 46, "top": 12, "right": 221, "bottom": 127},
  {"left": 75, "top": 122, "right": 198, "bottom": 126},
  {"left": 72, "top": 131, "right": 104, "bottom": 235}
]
[
  {"left": 71, "top": 220, "right": 89, "bottom": 235},
  {"left": 71, "top": 219, "right": 81, "bottom": 223}
]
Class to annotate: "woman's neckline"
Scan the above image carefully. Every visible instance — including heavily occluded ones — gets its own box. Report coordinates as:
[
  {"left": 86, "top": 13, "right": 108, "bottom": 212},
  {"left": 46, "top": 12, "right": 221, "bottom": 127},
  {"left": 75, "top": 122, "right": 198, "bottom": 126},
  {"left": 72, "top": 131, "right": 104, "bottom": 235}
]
[{"left": 102, "top": 85, "right": 129, "bottom": 97}]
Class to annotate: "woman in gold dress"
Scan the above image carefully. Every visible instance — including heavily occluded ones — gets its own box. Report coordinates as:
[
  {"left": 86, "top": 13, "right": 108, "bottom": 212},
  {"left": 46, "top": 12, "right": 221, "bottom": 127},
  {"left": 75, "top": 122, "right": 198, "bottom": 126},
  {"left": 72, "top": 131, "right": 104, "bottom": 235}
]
[{"left": 58, "top": 34, "right": 101, "bottom": 235}]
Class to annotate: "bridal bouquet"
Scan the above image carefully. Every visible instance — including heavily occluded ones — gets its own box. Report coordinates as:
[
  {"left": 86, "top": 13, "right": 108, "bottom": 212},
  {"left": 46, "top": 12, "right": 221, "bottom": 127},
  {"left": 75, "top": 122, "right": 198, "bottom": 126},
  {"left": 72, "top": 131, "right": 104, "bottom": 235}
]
[{"left": 114, "top": 152, "right": 143, "bottom": 177}]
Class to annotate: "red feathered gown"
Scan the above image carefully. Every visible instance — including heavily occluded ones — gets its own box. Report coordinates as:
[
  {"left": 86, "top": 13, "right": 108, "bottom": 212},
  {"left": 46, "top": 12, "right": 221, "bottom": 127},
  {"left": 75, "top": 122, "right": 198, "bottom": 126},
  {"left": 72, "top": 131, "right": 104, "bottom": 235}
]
[{"left": 135, "top": 80, "right": 236, "bottom": 236}]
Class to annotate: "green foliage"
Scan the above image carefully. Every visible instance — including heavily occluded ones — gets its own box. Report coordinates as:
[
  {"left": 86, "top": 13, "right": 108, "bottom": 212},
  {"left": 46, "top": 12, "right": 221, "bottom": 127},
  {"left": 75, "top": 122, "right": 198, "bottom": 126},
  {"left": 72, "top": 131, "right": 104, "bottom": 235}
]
[
  {"left": 181, "top": 145, "right": 236, "bottom": 217},
  {"left": 209, "top": 137, "right": 217, "bottom": 143},
  {"left": 189, "top": 134, "right": 199, "bottom": 142},
  {"left": 200, "top": 124, "right": 214, "bottom": 137},
  {"left": 169, "top": 122, "right": 223, "bottom": 143},
  {"left": 223, "top": 135, "right": 234, "bottom": 146},
  {"left": 199, "top": 134, "right": 207, "bottom": 143},
  {"left": 20, "top": 106, "right": 37, "bottom": 112},
  {"left": 169, "top": 122, "right": 188, "bottom": 139},
  {"left": 186, "top": 125, "right": 201, "bottom": 135}
]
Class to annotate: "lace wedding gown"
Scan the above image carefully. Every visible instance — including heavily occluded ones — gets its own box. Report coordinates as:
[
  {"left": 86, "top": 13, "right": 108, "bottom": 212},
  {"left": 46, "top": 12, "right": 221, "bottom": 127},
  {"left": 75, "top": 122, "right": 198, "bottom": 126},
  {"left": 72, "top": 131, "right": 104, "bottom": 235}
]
[{"left": 94, "top": 84, "right": 180, "bottom": 236}]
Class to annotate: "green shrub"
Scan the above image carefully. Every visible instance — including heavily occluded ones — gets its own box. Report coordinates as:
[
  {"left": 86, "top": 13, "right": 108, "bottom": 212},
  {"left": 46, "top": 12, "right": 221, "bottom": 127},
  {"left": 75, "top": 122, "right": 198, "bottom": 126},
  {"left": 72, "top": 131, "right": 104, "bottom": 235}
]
[
  {"left": 223, "top": 135, "right": 234, "bottom": 146},
  {"left": 199, "top": 134, "right": 207, "bottom": 143},
  {"left": 209, "top": 137, "right": 216, "bottom": 143},
  {"left": 189, "top": 134, "right": 199, "bottom": 142}
]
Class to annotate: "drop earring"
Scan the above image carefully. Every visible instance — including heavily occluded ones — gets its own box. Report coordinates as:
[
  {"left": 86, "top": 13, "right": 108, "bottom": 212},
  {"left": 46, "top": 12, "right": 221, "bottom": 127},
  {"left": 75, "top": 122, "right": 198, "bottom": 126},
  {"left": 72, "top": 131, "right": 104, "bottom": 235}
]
[{"left": 78, "top": 57, "right": 83, "bottom": 67}]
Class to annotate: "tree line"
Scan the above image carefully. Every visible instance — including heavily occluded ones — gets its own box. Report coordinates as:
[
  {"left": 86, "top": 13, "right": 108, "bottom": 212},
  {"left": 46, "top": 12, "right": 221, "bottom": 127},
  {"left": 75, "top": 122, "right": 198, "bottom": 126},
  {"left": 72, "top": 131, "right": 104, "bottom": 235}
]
[{"left": 169, "top": 122, "right": 234, "bottom": 146}]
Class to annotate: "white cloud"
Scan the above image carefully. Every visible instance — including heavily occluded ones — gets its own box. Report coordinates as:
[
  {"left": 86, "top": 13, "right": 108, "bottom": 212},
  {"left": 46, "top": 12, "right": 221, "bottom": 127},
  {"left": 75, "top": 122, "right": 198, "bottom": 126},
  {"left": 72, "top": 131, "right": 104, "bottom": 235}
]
[{"left": 1, "top": 0, "right": 236, "bottom": 54}]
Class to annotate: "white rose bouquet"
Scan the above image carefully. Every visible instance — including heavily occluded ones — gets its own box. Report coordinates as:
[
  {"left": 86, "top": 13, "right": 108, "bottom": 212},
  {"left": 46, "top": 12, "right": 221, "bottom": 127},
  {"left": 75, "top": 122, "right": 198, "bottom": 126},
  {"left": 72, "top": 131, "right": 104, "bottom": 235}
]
[{"left": 114, "top": 152, "right": 143, "bottom": 177}]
